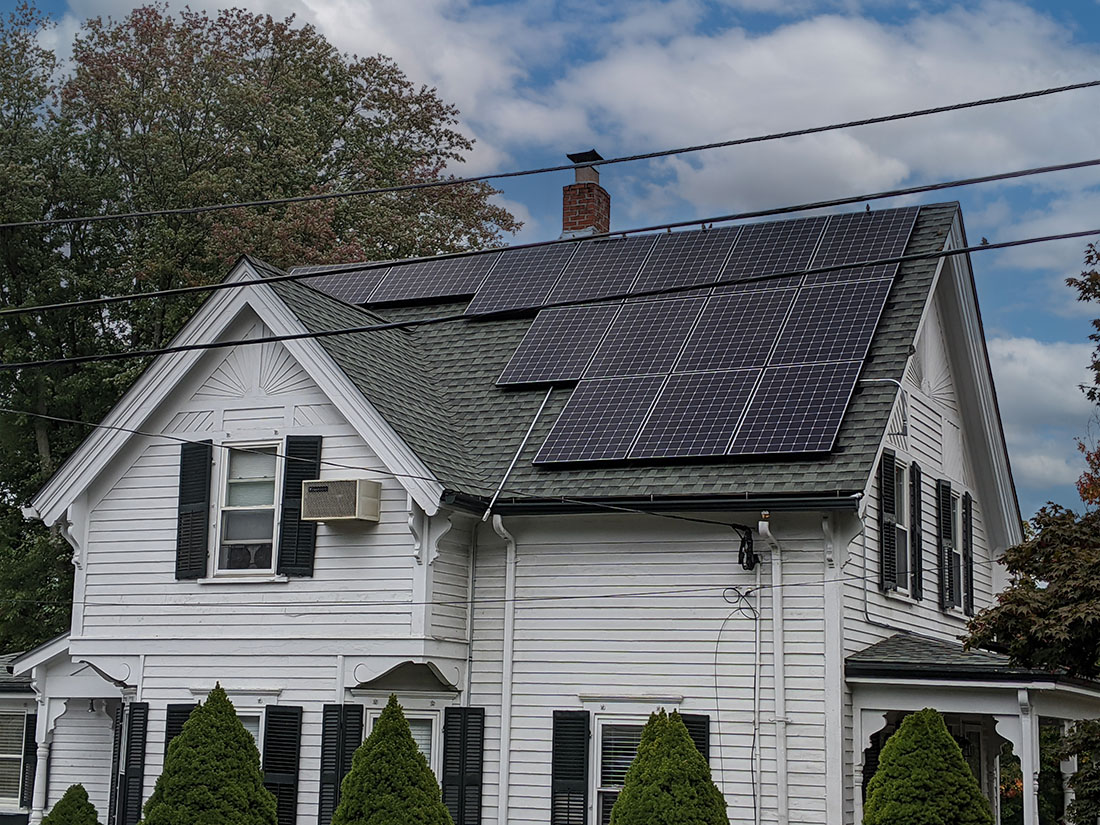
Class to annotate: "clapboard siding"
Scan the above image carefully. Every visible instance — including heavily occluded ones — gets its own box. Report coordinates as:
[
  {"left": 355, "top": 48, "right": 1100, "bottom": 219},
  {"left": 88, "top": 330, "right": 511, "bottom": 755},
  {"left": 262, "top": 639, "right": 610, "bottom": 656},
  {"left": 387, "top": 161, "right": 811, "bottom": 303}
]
[
  {"left": 430, "top": 522, "right": 471, "bottom": 640},
  {"left": 47, "top": 706, "right": 115, "bottom": 818}
]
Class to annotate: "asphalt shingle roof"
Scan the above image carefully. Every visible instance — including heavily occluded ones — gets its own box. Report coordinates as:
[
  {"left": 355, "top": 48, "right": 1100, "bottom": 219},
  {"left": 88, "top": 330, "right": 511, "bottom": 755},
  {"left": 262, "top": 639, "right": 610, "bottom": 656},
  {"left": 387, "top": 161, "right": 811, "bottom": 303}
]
[{"left": 0, "top": 652, "right": 31, "bottom": 693}]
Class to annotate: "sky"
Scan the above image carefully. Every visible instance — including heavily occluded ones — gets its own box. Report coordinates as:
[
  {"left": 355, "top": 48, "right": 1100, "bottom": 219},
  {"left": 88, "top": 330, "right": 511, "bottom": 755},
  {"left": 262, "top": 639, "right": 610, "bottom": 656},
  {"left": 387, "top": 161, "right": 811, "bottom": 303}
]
[{"left": 14, "top": 0, "right": 1100, "bottom": 519}]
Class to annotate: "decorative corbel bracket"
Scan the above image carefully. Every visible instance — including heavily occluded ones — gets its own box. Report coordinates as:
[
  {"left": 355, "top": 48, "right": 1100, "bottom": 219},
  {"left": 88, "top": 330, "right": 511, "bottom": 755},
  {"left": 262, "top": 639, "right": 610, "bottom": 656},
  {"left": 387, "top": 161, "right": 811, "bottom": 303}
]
[
  {"left": 408, "top": 495, "right": 426, "bottom": 565},
  {"left": 427, "top": 514, "right": 454, "bottom": 567}
]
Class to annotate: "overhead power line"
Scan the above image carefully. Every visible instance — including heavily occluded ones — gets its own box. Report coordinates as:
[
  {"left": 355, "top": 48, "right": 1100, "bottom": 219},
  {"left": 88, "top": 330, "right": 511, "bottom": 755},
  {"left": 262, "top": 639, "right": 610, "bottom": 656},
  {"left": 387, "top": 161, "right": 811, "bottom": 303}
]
[
  {"left": 3, "top": 224, "right": 1099, "bottom": 372},
  {"left": 0, "top": 78, "right": 1097, "bottom": 232},
  {"left": 4, "top": 154, "right": 1100, "bottom": 321}
]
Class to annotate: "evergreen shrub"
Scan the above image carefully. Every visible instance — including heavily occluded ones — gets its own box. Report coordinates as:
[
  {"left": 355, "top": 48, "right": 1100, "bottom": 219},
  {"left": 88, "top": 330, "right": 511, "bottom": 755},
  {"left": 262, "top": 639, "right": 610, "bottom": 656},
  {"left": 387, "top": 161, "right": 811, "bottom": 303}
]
[
  {"left": 141, "top": 684, "right": 277, "bottom": 825},
  {"left": 863, "top": 707, "right": 993, "bottom": 825},
  {"left": 43, "top": 783, "right": 101, "bottom": 825},
  {"left": 331, "top": 693, "right": 451, "bottom": 825},
  {"left": 609, "top": 709, "right": 729, "bottom": 825}
]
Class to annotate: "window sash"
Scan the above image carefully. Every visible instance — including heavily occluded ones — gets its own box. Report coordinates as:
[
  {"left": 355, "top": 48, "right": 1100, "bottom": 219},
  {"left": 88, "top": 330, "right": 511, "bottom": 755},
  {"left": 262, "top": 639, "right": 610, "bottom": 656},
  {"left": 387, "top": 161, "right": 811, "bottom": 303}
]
[
  {"left": 367, "top": 713, "right": 437, "bottom": 773},
  {"left": 217, "top": 444, "right": 280, "bottom": 574},
  {"left": 597, "top": 723, "right": 644, "bottom": 825},
  {"left": 238, "top": 714, "right": 262, "bottom": 750}
]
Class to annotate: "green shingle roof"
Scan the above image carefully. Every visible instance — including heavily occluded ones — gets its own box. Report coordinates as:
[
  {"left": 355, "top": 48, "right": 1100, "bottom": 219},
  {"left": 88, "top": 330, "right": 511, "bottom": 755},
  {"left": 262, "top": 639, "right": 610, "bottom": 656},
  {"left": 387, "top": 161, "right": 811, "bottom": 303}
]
[{"left": 260, "top": 203, "right": 959, "bottom": 511}]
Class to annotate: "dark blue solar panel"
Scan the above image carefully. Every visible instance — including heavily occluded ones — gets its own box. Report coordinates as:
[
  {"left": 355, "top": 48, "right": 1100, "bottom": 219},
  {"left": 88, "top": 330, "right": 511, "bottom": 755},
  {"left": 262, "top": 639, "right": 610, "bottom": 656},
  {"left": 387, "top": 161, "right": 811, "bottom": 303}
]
[
  {"left": 547, "top": 235, "right": 658, "bottom": 304},
  {"left": 714, "top": 215, "right": 827, "bottom": 292},
  {"left": 534, "top": 376, "right": 666, "bottom": 463},
  {"left": 584, "top": 298, "right": 706, "bottom": 379},
  {"left": 369, "top": 252, "right": 501, "bottom": 303},
  {"left": 292, "top": 263, "right": 389, "bottom": 304},
  {"left": 497, "top": 305, "right": 619, "bottom": 385},
  {"left": 804, "top": 206, "right": 918, "bottom": 284},
  {"left": 728, "top": 361, "right": 862, "bottom": 455},
  {"left": 465, "top": 244, "right": 579, "bottom": 315},
  {"left": 628, "top": 226, "right": 741, "bottom": 296},
  {"left": 770, "top": 279, "right": 893, "bottom": 365},
  {"left": 675, "top": 288, "right": 797, "bottom": 372},
  {"left": 629, "top": 369, "right": 759, "bottom": 459}
]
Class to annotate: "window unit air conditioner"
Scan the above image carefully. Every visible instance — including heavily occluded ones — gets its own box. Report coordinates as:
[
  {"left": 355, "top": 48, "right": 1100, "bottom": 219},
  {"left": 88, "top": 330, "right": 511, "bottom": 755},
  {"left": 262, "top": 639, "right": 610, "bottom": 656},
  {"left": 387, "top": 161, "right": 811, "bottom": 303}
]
[{"left": 300, "top": 479, "right": 382, "bottom": 523}]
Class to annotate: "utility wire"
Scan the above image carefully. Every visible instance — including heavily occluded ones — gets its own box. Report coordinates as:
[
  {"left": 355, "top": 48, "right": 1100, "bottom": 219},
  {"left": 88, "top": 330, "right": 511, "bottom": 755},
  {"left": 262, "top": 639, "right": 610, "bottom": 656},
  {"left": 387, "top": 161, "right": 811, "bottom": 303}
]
[
  {"left": 1, "top": 78, "right": 1097, "bottom": 231},
  {"left": 3, "top": 223, "right": 1099, "bottom": 372},
  {"left": 4, "top": 154, "right": 1100, "bottom": 320}
]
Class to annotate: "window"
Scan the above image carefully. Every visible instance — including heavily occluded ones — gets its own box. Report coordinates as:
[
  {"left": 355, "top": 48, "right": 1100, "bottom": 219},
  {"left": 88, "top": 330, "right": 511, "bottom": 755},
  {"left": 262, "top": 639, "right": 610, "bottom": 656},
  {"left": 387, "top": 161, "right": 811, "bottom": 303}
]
[
  {"left": 367, "top": 712, "right": 439, "bottom": 774},
  {"left": 0, "top": 714, "right": 24, "bottom": 805},
  {"left": 892, "top": 462, "right": 909, "bottom": 590},
  {"left": 238, "top": 714, "right": 262, "bottom": 749},
  {"left": 596, "top": 722, "right": 644, "bottom": 825},
  {"left": 949, "top": 494, "right": 962, "bottom": 608},
  {"left": 218, "top": 445, "right": 280, "bottom": 573}
]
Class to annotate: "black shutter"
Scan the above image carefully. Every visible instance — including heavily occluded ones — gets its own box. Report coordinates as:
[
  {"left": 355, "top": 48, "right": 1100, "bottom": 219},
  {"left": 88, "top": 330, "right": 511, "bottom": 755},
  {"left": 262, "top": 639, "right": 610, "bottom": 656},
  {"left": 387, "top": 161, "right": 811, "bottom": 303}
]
[
  {"left": 175, "top": 440, "right": 212, "bottom": 580},
  {"left": 878, "top": 449, "right": 898, "bottom": 591},
  {"left": 443, "top": 707, "right": 485, "bottom": 825},
  {"left": 962, "top": 493, "right": 975, "bottom": 616},
  {"left": 680, "top": 714, "right": 710, "bottom": 762},
  {"left": 120, "top": 702, "right": 148, "bottom": 825},
  {"left": 108, "top": 705, "right": 123, "bottom": 825},
  {"left": 551, "top": 711, "right": 589, "bottom": 825},
  {"left": 319, "top": 704, "right": 363, "bottom": 825},
  {"left": 164, "top": 704, "right": 198, "bottom": 756},
  {"left": 909, "top": 463, "right": 923, "bottom": 600},
  {"left": 936, "top": 479, "right": 955, "bottom": 610},
  {"left": 277, "top": 436, "right": 322, "bottom": 577},
  {"left": 19, "top": 713, "right": 36, "bottom": 809},
  {"left": 263, "top": 705, "right": 304, "bottom": 825}
]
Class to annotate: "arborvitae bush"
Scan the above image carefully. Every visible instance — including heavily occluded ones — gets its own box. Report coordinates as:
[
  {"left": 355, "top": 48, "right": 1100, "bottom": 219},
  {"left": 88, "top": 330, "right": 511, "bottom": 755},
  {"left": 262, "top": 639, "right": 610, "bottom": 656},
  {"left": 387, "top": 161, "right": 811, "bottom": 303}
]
[
  {"left": 332, "top": 694, "right": 451, "bottom": 825},
  {"left": 863, "top": 708, "right": 993, "bottom": 825},
  {"left": 610, "top": 709, "right": 729, "bottom": 825},
  {"left": 141, "top": 684, "right": 277, "bottom": 825},
  {"left": 43, "top": 784, "right": 101, "bottom": 825}
]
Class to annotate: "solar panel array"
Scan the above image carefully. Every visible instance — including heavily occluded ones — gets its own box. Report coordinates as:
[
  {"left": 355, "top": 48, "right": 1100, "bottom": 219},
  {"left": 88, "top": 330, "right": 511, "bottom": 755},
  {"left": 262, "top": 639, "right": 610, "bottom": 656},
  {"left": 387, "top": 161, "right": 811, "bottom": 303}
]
[
  {"left": 289, "top": 263, "right": 390, "bottom": 305},
  {"left": 369, "top": 252, "right": 501, "bottom": 304},
  {"left": 497, "top": 305, "right": 619, "bottom": 384},
  {"left": 583, "top": 298, "right": 706, "bottom": 379},
  {"left": 547, "top": 235, "right": 659, "bottom": 304},
  {"left": 466, "top": 244, "right": 579, "bottom": 315},
  {"left": 630, "top": 227, "right": 741, "bottom": 295}
]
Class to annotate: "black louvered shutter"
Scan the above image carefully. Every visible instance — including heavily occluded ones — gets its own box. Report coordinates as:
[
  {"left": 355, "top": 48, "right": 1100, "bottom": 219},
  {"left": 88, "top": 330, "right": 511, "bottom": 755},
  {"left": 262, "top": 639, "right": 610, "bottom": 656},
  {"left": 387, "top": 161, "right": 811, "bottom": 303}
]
[
  {"left": 277, "top": 436, "right": 322, "bottom": 577},
  {"left": 263, "top": 705, "right": 304, "bottom": 825},
  {"left": 680, "top": 714, "right": 710, "bottom": 762},
  {"left": 551, "top": 711, "right": 589, "bottom": 825},
  {"left": 878, "top": 449, "right": 898, "bottom": 591},
  {"left": 936, "top": 479, "right": 954, "bottom": 610},
  {"left": 164, "top": 704, "right": 198, "bottom": 756},
  {"left": 442, "top": 707, "right": 485, "bottom": 825},
  {"left": 120, "top": 702, "right": 148, "bottom": 825},
  {"left": 962, "top": 492, "right": 975, "bottom": 616},
  {"left": 318, "top": 704, "right": 363, "bottom": 825},
  {"left": 909, "top": 463, "right": 923, "bottom": 600},
  {"left": 175, "top": 441, "right": 212, "bottom": 579},
  {"left": 108, "top": 705, "right": 123, "bottom": 825},
  {"left": 19, "top": 713, "right": 36, "bottom": 809}
]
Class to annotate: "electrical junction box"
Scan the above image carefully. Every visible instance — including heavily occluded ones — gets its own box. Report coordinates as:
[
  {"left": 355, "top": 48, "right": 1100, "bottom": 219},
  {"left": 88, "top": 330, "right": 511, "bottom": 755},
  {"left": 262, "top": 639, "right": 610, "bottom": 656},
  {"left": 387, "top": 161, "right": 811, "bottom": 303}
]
[{"left": 300, "top": 479, "right": 382, "bottom": 522}]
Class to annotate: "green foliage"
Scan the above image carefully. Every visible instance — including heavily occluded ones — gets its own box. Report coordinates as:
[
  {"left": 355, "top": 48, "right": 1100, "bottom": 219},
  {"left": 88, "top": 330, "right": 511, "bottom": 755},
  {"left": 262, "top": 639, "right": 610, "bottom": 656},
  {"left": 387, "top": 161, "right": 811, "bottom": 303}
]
[
  {"left": 141, "top": 684, "right": 276, "bottom": 825},
  {"left": 998, "top": 726, "right": 1064, "bottom": 825},
  {"left": 609, "top": 710, "right": 729, "bottom": 825},
  {"left": 863, "top": 708, "right": 993, "bottom": 825},
  {"left": 332, "top": 694, "right": 451, "bottom": 825},
  {"left": 43, "top": 784, "right": 101, "bottom": 825},
  {"left": 1059, "top": 719, "right": 1100, "bottom": 824}
]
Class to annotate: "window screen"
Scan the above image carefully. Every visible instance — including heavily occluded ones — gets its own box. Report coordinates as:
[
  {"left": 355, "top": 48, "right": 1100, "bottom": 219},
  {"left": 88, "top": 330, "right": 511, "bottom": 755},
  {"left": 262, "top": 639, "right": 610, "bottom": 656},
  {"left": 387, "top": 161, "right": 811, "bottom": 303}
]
[
  {"left": 0, "top": 714, "right": 21, "bottom": 802},
  {"left": 598, "top": 724, "right": 644, "bottom": 825}
]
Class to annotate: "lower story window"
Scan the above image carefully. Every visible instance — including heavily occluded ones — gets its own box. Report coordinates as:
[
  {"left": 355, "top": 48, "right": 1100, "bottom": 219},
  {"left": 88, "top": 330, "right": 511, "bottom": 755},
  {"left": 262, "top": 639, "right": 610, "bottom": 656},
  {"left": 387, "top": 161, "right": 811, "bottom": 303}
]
[
  {"left": 238, "top": 714, "right": 262, "bottom": 750},
  {"left": 0, "top": 713, "right": 24, "bottom": 805},
  {"left": 597, "top": 723, "right": 644, "bottom": 825},
  {"left": 368, "top": 713, "right": 438, "bottom": 774}
]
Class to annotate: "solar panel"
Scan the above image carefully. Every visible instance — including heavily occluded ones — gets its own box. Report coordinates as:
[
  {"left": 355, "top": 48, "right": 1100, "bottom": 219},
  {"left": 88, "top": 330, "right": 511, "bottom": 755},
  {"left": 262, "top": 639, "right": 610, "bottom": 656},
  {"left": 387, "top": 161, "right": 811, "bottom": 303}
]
[
  {"left": 629, "top": 369, "right": 759, "bottom": 459},
  {"left": 292, "top": 263, "right": 389, "bottom": 304},
  {"left": 547, "top": 235, "right": 658, "bottom": 304},
  {"left": 770, "top": 279, "right": 893, "bottom": 365},
  {"left": 714, "top": 215, "right": 827, "bottom": 292},
  {"left": 675, "top": 288, "right": 797, "bottom": 372},
  {"left": 728, "top": 361, "right": 862, "bottom": 455},
  {"left": 628, "top": 227, "right": 741, "bottom": 296},
  {"left": 369, "top": 252, "right": 502, "bottom": 304},
  {"left": 804, "top": 206, "right": 918, "bottom": 284},
  {"left": 497, "top": 305, "right": 619, "bottom": 385},
  {"left": 465, "top": 244, "right": 579, "bottom": 315},
  {"left": 584, "top": 297, "right": 706, "bottom": 379},
  {"left": 534, "top": 376, "right": 666, "bottom": 463}
]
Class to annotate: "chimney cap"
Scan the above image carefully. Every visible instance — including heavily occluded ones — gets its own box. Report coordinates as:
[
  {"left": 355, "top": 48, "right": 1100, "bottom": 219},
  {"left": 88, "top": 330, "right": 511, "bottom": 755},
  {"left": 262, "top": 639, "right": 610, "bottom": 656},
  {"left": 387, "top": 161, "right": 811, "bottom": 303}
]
[{"left": 567, "top": 149, "right": 603, "bottom": 165}]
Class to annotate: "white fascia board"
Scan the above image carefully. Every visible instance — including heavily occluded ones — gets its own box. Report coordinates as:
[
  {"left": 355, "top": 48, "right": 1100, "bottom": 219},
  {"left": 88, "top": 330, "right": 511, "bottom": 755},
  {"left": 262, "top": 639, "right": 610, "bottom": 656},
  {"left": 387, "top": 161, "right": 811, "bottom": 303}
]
[
  {"left": 32, "top": 260, "right": 443, "bottom": 525},
  {"left": 10, "top": 634, "right": 70, "bottom": 677}
]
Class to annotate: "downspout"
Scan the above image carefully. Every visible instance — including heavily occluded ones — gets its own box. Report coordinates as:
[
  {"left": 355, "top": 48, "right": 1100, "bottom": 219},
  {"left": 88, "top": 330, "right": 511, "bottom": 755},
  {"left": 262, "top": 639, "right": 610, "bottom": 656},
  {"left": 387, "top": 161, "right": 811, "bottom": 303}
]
[
  {"left": 491, "top": 515, "right": 517, "bottom": 825},
  {"left": 758, "top": 515, "right": 788, "bottom": 825},
  {"left": 753, "top": 561, "right": 763, "bottom": 825}
]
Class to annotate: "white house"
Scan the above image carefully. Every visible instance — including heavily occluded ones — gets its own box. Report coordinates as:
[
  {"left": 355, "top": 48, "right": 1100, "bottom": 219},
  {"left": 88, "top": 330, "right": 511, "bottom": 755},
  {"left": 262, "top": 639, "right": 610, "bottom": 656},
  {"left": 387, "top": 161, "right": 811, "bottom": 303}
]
[{"left": 11, "top": 164, "right": 1097, "bottom": 825}]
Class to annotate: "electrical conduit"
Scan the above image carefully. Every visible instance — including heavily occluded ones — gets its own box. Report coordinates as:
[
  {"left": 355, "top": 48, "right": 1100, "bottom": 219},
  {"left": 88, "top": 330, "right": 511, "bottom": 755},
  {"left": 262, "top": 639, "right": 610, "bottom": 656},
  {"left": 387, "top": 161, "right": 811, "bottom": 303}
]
[
  {"left": 759, "top": 517, "right": 789, "bottom": 825},
  {"left": 491, "top": 515, "right": 517, "bottom": 825}
]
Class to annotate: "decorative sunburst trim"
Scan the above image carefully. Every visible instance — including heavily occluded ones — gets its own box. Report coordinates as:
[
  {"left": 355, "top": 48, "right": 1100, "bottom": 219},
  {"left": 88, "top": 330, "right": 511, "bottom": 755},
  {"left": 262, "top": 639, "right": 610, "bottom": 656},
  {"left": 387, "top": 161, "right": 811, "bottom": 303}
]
[
  {"left": 259, "top": 343, "right": 314, "bottom": 395},
  {"left": 166, "top": 410, "right": 214, "bottom": 433}
]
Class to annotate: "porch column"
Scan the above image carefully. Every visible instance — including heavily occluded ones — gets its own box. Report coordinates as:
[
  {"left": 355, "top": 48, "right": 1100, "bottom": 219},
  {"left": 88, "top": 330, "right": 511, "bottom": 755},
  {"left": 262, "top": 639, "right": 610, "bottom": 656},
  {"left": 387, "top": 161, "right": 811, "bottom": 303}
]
[
  {"left": 1017, "top": 689, "right": 1040, "bottom": 825},
  {"left": 1061, "top": 719, "right": 1077, "bottom": 816},
  {"left": 28, "top": 739, "right": 50, "bottom": 825}
]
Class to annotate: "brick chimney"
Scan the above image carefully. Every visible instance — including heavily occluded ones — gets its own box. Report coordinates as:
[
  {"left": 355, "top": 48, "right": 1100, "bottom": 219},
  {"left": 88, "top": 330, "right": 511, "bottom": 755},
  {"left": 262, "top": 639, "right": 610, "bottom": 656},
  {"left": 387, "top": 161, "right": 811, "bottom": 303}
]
[{"left": 562, "top": 150, "right": 610, "bottom": 237}]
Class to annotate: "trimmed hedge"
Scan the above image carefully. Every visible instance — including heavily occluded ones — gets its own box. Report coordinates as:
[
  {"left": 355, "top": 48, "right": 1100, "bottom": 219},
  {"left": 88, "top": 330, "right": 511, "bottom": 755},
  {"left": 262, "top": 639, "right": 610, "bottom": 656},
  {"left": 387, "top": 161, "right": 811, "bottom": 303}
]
[{"left": 44, "top": 784, "right": 101, "bottom": 825}]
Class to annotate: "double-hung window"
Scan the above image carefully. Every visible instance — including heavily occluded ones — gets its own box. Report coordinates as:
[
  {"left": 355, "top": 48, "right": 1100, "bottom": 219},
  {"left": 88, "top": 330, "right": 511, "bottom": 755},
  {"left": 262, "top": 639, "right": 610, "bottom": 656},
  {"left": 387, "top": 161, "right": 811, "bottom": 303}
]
[
  {"left": 367, "top": 711, "right": 439, "bottom": 775},
  {"left": 218, "top": 445, "right": 279, "bottom": 573},
  {"left": 892, "top": 462, "right": 909, "bottom": 590},
  {"left": 949, "top": 493, "right": 962, "bottom": 608},
  {"left": 596, "top": 721, "right": 644, "bottom": 825},
  {"left": 238, "top": 713, "right": 262, "bottom": 750},
  {"left": 0, "top": 713, "right": 24, "bottom": 807}
]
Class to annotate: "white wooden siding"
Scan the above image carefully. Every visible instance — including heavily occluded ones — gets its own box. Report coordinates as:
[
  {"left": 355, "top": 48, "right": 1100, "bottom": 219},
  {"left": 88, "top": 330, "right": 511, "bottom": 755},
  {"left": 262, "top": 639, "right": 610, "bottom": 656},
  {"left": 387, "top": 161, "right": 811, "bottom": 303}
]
[
  {"left": 430, "top": 519, "right": 472, "bottom": 640},
  {"left": 47, "top": 706, "right": 115, "bottom": 818}
]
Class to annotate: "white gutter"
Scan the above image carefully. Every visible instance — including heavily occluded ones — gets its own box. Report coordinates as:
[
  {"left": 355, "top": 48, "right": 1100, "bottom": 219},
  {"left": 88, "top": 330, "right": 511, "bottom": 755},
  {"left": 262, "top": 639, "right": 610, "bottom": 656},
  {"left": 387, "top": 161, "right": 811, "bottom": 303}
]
[
  {"left": 491, "top": 515, "right": 517, "bottom": 825},
  {"left": 758, "top": 515, "right": 788, "bottom": 825}
]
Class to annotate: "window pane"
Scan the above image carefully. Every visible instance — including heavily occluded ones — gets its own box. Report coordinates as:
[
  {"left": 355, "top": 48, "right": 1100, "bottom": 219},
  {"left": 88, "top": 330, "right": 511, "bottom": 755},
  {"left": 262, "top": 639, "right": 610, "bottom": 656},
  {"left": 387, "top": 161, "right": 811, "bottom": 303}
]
[
  {"left": 896, "top": 526, "right": 909, "bottom": 581},
  {"left": 228, "top": 448, "right": 276, "bottom": 481},
  {"left": 893, "top": 465, "right": 905, "bottom": 520},
  {"left": 600, "top": 724, "right": 643, "bottom": 787},
  {"left": 0, "top": 758, "right": 19, "bottom": 801},
  {"left": 222, "top": 511, "right": 274, "bottom": 542},
  {"left": 0, "top": 715, "right": 23, "bottom": 757},
  {"left": 226, "top": 480, "right": 275, "bottom": 507},
  {"left": 238, "top": 715, "right": 261, "bottom": 748},
  {"left": 408, "top": 718, "right": 432, "bottom": 760},
  {"left": 599, "top": 791, "right": 619, "bottom": 825},
  {"left": 952, "top": 551, "right": 962, "bottom": 605}
]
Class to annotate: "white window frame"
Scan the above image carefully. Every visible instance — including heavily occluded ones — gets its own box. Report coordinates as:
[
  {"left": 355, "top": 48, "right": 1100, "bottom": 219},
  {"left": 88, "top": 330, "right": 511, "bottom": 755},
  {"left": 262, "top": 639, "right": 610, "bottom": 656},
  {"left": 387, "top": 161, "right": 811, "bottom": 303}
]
[
  {"left": 0, "top": 712, "right": 26, "bottom": 809},
  {"left": 212, "top": 441, "right": 283, "bottom": 576},
  {"left": 949, "top": 492, "right": 963, "bottom": 609},
  {"left": 893, "top": 461, "right": 910, "bottom": 593},
  {"left": 592, "top": 714, "right": 648, "bottom": 825},
  {"left": 237, "top": 712, "right": 264, "bottom": 752}
]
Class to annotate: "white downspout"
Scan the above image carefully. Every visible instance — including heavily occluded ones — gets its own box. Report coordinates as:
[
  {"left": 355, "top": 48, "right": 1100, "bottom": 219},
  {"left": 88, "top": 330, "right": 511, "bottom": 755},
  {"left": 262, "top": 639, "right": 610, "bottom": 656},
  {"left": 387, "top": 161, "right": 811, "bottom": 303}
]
[
  {"left": 753, "top": 561, "right": 763, "bottom": 825},
  {"left": 491, "top": 515, "right": 517, "bottom": 825},
  {"left": 758, "top": 516, "right": 788, "bottom": 825}
]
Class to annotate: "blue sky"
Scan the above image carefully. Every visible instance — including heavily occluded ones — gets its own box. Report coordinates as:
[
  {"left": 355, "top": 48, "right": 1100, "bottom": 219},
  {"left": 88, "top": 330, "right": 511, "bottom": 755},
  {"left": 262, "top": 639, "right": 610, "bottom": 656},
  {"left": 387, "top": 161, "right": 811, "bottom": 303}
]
[{"left": 14, "top": 0, "right": 1100, "bottom": 518}]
